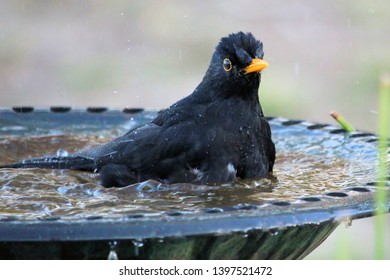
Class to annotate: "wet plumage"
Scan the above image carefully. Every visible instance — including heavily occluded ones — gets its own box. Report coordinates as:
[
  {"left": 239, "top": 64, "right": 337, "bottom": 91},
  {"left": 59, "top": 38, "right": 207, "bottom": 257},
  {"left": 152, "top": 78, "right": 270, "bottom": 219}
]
[{"left": 1, "top": 32, "right": 275, "bottom": 188}]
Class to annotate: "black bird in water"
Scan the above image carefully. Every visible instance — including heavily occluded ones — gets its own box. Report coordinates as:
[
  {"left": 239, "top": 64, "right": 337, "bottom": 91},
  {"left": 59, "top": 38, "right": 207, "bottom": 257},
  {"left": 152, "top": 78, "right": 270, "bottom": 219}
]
[{"left": 1, "top": 32, "right": 275, "bottom": 188}]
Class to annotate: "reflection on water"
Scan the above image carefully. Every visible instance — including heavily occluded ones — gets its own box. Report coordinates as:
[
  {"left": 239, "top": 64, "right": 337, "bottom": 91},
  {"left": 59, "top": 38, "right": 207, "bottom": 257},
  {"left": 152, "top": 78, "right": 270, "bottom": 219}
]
[{"left": 0, "top": 121, "right": 379, "bottom": 219}]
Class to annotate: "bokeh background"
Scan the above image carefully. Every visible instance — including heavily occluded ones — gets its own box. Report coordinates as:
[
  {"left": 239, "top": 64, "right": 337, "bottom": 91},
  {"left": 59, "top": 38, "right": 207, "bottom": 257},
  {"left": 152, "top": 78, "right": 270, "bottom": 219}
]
[{"left": 1, "top": 0, "right": 389, "bottom": 259}]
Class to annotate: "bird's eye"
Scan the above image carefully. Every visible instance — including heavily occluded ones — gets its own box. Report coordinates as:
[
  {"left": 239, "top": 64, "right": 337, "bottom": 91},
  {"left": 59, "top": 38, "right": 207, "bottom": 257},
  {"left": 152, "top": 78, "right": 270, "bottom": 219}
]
[{"left": 223, "top": 58, "right": 232, "bottom": 72}]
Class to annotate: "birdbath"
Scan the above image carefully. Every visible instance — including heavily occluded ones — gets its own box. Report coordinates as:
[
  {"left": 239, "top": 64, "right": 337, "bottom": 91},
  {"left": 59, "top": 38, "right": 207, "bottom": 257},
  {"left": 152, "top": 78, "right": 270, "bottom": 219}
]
[{"left": 0, "top": 107, "right": 389, "bottom": 259}]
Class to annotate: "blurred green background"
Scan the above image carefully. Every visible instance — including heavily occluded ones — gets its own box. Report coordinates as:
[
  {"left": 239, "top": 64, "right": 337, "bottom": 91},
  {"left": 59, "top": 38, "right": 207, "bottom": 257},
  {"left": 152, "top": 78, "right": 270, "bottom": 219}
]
[{"left": 1, "top": 0, "right": 389, "bottom": 259}]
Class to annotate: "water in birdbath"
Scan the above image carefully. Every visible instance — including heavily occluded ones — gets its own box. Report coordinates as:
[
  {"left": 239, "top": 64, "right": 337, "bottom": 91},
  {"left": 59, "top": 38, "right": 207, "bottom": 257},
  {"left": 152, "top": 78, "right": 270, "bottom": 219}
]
[{"left": 0, "top": 117, "right": 378, "bottom": 220}]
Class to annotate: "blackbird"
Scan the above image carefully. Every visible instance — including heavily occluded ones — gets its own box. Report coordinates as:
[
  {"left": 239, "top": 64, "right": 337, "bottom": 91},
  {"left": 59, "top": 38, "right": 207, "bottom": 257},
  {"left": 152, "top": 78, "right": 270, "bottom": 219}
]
[{"left": 1, "top": 32, "right": 275, "bottom": 188}]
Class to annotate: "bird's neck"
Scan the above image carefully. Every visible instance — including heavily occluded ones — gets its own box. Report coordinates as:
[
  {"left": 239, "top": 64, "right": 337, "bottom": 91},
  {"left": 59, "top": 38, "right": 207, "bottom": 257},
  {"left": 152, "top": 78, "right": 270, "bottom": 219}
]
[
  {"left": 194, "top": 74, "right": 264, "bottom": 116},
  {"left": 239, "top": 86, "right": 264, "bottom": 117}
]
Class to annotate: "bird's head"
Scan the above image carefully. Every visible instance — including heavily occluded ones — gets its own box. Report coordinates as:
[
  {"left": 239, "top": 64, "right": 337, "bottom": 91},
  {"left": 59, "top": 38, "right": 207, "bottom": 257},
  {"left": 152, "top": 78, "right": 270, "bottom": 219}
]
[{"left": 205, "top": 32, "right": 268, "bottom": 96}]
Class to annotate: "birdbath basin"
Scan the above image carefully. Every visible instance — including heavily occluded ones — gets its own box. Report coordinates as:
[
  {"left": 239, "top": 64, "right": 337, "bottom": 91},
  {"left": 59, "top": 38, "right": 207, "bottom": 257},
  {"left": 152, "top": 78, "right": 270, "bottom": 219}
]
[{"left": 0, "top": 107, "right": 389, "bottom": 259}]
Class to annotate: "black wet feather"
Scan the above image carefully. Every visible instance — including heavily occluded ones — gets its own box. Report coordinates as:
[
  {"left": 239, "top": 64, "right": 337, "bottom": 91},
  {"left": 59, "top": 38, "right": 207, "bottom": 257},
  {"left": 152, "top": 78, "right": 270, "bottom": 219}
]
[{"left": 1, "top": 32, "right": 275, "bottom": 188}]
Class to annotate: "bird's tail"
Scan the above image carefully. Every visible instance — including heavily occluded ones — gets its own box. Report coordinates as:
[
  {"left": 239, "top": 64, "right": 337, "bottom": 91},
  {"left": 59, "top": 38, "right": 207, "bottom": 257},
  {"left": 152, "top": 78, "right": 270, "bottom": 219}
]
[{"left": 0, "top": 155, "right": 96, "bottom": 171}]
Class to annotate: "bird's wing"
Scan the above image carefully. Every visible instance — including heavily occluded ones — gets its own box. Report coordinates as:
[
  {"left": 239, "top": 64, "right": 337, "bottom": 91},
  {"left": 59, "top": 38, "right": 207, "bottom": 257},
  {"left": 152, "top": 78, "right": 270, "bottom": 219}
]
[
  {"left": 85, "top": 119, "right": 198, "bottom": 173},
  {"left": 91, "top": 119, "right": 209, "bottom": 187},
  {"left": 260, "top": 116, "right": 275, "bottom": 172}
]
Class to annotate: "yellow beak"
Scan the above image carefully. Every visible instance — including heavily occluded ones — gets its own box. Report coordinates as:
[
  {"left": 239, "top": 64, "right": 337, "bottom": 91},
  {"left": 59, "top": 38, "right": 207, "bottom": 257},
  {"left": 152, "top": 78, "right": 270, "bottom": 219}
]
[{"left": 245, "top": 58, "right": 269, "bottom": 74}]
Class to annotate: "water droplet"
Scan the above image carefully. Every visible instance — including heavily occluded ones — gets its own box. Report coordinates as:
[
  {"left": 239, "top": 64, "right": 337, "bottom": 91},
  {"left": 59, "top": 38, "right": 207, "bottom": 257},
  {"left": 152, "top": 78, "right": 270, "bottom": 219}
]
[
  {"left": 120, "top": 12, "right": 124, "bottom": 16},
  {"left": 344, "top": 218, "right": 352, "bottom": 228},
  {"left": 108, "top": 249, "right": 118, "bottom": 260},
  {"left": 107, "top": 241, "right": 119, "bottom": 260},
  {"left": 132, "top": 239, "right": 144, "bottom": 256},
  {"left": 113, "top": 89, "right": 118, "bottom": 94},
  {"left": 57, "top": 186, "right": 69, "bottom": 194},
  {"left": 56, "top": 149, "right": 69, "bottom": 157}
]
